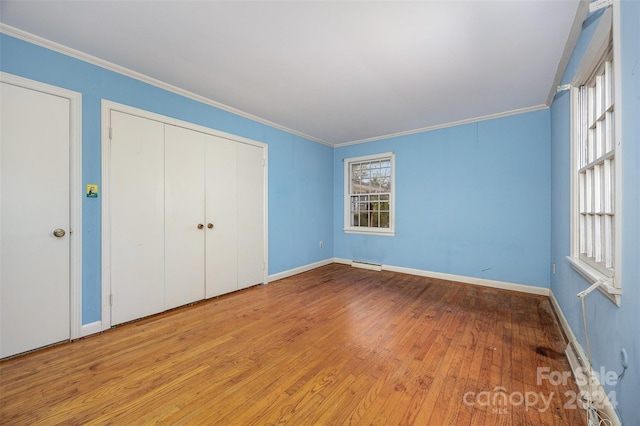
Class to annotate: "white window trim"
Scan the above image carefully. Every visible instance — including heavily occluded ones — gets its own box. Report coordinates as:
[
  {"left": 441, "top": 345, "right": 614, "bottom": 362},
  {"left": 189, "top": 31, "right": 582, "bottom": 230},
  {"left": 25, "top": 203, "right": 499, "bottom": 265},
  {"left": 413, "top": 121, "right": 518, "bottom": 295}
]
[
  {"left": 568, "top": 5, "right": 622, "bottom": 306},
  {"left": 343, "top": 152, "right": 395, "bottom": 236}
]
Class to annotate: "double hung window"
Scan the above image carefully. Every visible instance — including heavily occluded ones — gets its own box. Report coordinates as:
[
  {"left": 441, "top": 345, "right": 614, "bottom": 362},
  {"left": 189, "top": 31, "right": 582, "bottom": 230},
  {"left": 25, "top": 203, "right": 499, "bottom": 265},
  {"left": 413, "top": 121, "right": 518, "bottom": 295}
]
[
  {"left": 569, "top": 6, "right": 621, "bottom": 305},
  {"left": 344, "top": 153, "right": 395, "bottom": 235}
]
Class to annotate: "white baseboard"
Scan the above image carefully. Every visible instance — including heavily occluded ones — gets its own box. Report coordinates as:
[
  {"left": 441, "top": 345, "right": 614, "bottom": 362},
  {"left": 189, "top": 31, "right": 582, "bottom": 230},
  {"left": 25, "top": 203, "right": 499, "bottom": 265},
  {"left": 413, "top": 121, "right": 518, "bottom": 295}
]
[
  {"left": 384, "top": 264, "right": 550, "bottom": 296},
  {"left": 549, "top": 290, "right": 578, "bottom": 343},
  {"left": 268, "top": 258, "right": 334, "bottom": 282},
  {"left": 333, "top": 257, "right": 549, "bottom": 295},
  {"left": 79, "top": 321, "right": 102, "bottom": 338}
]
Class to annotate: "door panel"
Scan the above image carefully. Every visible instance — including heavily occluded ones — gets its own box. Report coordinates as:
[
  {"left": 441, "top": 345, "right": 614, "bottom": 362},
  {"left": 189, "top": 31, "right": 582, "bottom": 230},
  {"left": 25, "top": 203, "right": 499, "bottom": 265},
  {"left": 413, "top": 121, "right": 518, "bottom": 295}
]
[
  {"left": 110, "top": 111, "right": 165, "bottom": 325},
  {"left": 206, "top": 136, "right": 238, "bottom": 297},
  {"left": 237, "top": 143, "right": 265, "bottom": 289},
  {"left": 164, "top": 125, "right": 206, "bottom": 309},
  {"left": 0, "top": 82, "right": 70, "bottom": 358}
]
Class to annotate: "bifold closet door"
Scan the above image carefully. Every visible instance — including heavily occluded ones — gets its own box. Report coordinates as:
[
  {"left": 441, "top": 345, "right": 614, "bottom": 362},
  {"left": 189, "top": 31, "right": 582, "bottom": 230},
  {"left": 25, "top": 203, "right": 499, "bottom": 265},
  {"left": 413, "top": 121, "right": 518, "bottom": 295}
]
[
  {"left": 205, "top": 137, "right": 238, "bottom": 298},
  {"left": 237, "top": 143, "right": 265, "bottom": 289},
  {"left": 110, "top": 111, "right": 165, "bottom": 325},
  {"left": 164, "top": 125, "right": 206, "bottom": 309}
]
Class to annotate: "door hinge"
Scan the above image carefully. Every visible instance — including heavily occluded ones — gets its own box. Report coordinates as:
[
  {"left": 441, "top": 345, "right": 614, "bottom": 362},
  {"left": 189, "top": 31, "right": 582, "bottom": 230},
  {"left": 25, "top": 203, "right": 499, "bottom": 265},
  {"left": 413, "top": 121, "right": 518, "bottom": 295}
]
[
  {"left": 109, "top": 294, "right": 113, "bottom": 306},
  {"left": 263, "top": 262, "right": 266, "bottom": 270},
  {"left": 109, "top": 127, "right": 113, "bottom": 140}
]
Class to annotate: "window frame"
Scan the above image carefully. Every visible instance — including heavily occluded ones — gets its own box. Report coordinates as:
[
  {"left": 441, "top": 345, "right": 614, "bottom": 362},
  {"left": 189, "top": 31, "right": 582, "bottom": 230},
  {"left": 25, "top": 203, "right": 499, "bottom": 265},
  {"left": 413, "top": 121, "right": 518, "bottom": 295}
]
[
  {"left": 343, "top": 152, "right": 395, "bottom": 236},
  {"left": 568, "top": 5, "right": 622, "bottom": 306}
]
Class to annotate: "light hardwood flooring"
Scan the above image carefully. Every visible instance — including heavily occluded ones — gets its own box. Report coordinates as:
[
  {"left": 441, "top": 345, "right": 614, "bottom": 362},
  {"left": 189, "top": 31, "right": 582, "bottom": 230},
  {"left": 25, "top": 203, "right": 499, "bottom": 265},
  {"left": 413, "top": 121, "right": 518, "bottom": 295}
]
[{"left": 1, "top": 264, "right": 585, "bottom": 424}]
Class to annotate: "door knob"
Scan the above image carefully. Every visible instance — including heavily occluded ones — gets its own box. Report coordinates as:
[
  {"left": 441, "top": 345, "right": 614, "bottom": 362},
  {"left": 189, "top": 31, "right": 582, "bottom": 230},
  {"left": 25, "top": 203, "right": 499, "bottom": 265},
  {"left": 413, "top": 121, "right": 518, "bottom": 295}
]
[
  {"left": 207, "top": 223, "right": 214, "bottom": 229},
  {"left": 197, "top": 224, "right": 204, "bottom": 230},
  {"left": 53, "top": 228, "right": 66, "bottom": 238}
]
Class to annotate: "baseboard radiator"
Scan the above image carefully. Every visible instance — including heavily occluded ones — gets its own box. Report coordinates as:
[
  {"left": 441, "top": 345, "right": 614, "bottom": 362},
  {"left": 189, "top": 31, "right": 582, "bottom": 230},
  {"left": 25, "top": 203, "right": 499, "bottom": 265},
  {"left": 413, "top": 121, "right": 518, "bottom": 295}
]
[
  {"left": 565, "top": 340, "right": 620, "bottom": 425},
  {"left": 351, "top": 260, "right": 382, "bottom": 272}
]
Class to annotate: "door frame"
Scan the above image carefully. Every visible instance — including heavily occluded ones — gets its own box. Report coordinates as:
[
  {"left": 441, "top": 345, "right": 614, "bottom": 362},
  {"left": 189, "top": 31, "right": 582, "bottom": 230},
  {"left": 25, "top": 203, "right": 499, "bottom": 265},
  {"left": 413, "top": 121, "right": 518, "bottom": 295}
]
[
  {"left": 0, "top": 72, "right": 83, "bottom": 340},
  {"left": 101, "top": 100, "right": 268, "bottom": 330}
]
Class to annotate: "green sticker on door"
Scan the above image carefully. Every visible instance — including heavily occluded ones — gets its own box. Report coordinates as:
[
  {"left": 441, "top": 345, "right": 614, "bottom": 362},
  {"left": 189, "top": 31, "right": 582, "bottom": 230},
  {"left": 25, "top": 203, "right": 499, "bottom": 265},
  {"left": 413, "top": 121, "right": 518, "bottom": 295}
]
[{"left": 86, "top": 184, "right": 98, "bottom": 198}]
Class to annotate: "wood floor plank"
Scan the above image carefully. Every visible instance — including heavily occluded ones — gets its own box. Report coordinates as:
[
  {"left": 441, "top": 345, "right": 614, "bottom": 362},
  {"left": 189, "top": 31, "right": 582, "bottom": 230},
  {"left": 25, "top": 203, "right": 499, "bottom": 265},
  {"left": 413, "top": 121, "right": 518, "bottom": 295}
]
[{"left": 0, "top": 264, "right": 586, "bottom": 425}]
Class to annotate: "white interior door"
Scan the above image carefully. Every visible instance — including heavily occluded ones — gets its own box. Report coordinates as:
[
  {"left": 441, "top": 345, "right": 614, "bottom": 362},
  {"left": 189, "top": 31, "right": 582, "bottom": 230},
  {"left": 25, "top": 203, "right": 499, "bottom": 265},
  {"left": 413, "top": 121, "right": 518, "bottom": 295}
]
[
  {"left": 0, "top": 82, "right": 70, "bottom": 358},
  {"left": 237, "top": 143, "right": 265, "bottom": 289},
  {"left": 110, "top": 111, "right": 165, "bottom": 325},
  {"left": 205, "top": 136, "right": 238, "bottom": 298},
  {"left": 164, "top": 125, "right": 206, "bottom": 309}
]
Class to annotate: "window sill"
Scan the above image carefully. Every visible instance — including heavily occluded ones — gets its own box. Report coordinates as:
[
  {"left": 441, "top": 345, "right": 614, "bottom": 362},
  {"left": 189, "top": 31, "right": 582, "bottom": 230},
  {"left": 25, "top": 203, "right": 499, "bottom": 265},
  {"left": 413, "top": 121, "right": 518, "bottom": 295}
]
[
  {"left": 344, "top": 228, "right": 395, "bottom": 237},
  {"left": 566, "top": 256, "right": 621, "bottom": 306}
]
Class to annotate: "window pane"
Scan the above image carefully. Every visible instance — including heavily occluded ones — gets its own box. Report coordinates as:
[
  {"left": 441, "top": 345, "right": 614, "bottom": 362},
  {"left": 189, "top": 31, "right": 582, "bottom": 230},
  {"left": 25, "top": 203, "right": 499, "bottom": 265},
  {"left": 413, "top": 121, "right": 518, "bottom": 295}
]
[
  {"left": 606, "top": 111, "right": 614, "bottom": 153},
  {"left": 371, "top": 212, "right": 379, "bottom": 228},
  {"left": 380, "top": 212, "right": 390, "bottom": 228}
]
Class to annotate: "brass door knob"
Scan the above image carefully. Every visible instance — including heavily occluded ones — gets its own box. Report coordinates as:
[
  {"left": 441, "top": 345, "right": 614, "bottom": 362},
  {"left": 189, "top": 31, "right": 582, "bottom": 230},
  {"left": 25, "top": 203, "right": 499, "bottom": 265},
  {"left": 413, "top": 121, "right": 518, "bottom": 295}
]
[
  {"left": 197, "top": 224, "right": 204, "bottom": 230},
  {"left": 53, "top": 228, "right": 66, "bottom": 238},
  {"left": 207, "top": 223, "right": 214, "bottom": 229}
]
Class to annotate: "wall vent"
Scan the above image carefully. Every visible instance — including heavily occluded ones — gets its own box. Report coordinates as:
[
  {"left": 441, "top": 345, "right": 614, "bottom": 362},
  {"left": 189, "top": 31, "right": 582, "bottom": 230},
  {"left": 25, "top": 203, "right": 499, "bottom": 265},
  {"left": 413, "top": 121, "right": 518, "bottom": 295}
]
[{"left": 351, "top": 261, "right": 382, "bottom": 272}]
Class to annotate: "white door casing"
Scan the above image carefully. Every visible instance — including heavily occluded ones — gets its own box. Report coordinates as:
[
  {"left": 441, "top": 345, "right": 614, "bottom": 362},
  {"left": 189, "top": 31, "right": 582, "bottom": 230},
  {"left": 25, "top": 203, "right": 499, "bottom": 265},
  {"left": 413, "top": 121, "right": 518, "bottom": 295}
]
[{"left": 0, "top": 73, "right": 82, "bottom": 357}]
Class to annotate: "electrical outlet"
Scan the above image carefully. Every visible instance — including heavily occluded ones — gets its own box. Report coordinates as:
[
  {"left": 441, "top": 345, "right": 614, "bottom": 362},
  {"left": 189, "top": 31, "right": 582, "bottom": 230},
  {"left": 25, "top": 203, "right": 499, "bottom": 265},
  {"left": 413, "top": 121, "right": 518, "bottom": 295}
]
[{"left": 319, "top": 240, "right": 323, "bottom": 248}]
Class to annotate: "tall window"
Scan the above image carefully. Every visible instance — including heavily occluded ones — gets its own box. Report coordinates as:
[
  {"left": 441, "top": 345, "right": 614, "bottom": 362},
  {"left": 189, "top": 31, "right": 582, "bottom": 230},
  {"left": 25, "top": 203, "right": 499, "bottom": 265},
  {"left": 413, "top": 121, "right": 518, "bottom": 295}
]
[
  {"left": 576, "top": 53, "right": 615, "bottom": 275},
  {"left": 344, "top": 152, "right": 395, "bottom": 235},
  {"left": 569, "top": 6, "right": 621, "bottom": 305}
]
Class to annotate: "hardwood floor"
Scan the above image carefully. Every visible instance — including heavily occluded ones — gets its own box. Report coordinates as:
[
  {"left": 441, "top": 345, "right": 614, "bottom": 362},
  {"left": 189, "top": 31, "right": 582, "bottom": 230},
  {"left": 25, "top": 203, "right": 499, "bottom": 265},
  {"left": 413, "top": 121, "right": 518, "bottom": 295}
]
[{"left": 1, "top": 264, "right": 585, "bottom": 425}]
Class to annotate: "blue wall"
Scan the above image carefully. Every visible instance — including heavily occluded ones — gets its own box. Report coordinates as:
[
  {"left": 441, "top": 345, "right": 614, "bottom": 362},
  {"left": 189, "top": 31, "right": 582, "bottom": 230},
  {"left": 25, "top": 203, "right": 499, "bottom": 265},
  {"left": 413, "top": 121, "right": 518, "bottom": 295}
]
[
  {"left": 550, "top": 2, "right": 640, "bottom": 423},
  {"left": 334, "top": 110, "right": 551, "bottom": 288},
  {"left": 0, "top": 33, "right": 335, "bottom": 324}
]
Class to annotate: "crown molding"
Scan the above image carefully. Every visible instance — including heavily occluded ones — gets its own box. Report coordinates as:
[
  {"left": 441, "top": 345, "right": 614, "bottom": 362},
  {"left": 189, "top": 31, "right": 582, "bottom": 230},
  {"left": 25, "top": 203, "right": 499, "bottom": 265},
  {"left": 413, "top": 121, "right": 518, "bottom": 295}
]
[
  {"left": 1, "top": 24, "right": 553, "bottom": 150},
  {"left": 334, "top": 104, "right": 549, "bottom": 148},
  {"left": 545, "top": 0, "right": 590, "bottom": 106},
  {"left": 0, "top": 24, "right": 332, "bottom": 147}
]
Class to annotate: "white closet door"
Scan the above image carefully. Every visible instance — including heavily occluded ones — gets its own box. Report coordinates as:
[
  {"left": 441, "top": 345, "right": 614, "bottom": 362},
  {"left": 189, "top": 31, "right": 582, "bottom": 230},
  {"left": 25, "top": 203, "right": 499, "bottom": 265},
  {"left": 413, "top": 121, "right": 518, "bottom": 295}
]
[
  {"left": 205, "top": 136, "right": 238, "bottom": 298},
  {"left": 1, "top": 82, "right": 70, "bottom": 358},
  {"left": 110, "top": 111, "right": 165, "bottom": 325},
  {"left": 237, "top": 143, "right": 265, "bottom": 289},
  {"left": 164, "top": 125, "right": 206, "bottom": 309}
]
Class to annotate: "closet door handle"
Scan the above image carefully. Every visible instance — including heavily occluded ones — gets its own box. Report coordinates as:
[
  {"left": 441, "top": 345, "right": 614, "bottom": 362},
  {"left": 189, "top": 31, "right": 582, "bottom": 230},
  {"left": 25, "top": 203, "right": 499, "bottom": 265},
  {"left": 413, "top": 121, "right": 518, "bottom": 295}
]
[
  {"left": 207, "top": 223, "right": 214, "bottom": 229},
  {"left": 197, "top": 223, "right": 204, "bottom": 230}
]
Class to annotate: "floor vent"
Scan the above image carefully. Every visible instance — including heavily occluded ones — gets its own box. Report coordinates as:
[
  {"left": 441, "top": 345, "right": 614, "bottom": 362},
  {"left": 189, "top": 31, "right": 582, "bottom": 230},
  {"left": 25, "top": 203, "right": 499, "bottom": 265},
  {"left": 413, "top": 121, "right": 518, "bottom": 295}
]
[{"left": 351, "top": 261, "right": 383, "bottom": 272}]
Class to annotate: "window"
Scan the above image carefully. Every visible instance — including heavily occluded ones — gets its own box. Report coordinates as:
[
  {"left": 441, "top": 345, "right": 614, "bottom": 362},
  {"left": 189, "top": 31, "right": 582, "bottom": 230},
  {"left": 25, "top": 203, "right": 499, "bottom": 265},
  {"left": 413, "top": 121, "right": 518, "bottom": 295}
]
[
  {"left": 344, "top": 152, "right": 395, "bottom": 235},
  {"left": 576, "top": 55, "right": 615, "bottom": 274},
  {"left": 569, "top": 6, "right": 621, "bottom": 305}
]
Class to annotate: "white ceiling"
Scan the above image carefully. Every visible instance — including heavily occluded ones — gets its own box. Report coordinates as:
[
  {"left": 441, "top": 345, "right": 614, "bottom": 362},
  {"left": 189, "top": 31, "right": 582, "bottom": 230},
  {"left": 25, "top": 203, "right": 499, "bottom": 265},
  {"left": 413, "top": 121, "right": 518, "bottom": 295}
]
[{"left": 0, "top": 0, "right": 580, "bottom": 146}]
